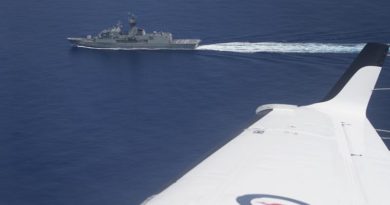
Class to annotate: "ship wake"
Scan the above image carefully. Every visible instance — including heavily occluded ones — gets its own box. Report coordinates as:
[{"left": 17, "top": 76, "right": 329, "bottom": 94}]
[{"left": 196, "top": 42, "right": 367, "bottom": 53}]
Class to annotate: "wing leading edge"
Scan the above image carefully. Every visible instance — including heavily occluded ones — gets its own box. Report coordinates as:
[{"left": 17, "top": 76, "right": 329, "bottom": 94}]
[{"left": 141, "top": 43, "right": 390, "bottom": 205}]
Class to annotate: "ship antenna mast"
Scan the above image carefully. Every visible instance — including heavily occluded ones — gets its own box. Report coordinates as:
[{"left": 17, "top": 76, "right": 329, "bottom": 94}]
[{"left": 128, "top": 12, "right": 137, "bottom": 28}]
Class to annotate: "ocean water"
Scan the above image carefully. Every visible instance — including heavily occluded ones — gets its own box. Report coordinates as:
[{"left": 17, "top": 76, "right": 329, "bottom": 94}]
[{"left": 1, "top": 0, "right": 390, "bottom": 204}]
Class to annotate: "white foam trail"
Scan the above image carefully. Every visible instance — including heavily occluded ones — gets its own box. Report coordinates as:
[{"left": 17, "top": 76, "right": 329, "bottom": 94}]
[{"left": 196, "top": 42, "right": 366, "bottom": 53}]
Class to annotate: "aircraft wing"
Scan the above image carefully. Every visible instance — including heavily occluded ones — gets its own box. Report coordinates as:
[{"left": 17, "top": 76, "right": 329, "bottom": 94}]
[{"left": 141, "top": 43, "right": 390, "bottom": 205}]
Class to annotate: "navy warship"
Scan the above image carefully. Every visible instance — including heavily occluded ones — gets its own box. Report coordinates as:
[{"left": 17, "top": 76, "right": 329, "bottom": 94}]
[{"left": 67, "top": 14, "right": 201, "bottom": 50}]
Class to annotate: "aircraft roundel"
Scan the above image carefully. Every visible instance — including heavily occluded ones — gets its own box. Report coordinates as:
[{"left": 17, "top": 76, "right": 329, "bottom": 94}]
[{"left": 236, "top": 194, "right": 309, "bottom": 205}]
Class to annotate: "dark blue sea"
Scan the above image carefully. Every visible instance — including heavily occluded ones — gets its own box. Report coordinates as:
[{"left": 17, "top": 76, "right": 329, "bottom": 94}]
[{"left": 1, "top": 0, "right": 390, "bottom": 204}]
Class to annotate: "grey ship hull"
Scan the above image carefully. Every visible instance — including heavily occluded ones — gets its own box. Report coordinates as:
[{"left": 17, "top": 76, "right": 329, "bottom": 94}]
[{"left": 68, "top": 38, "right": 200, "bottom": 50}]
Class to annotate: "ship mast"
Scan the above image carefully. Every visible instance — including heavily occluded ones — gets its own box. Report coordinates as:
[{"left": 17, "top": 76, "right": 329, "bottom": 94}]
[
  {"left": 128, "top": 13, "right": 138, "bottom": 37},
  {"left": 128, "top": 13, "right": 137, "bottom": 28}
]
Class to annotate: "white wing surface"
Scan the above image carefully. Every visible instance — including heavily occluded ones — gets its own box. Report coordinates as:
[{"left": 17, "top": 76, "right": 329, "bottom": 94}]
[{"left": 142, "top": 43, "right": 390, "bottom": 205}]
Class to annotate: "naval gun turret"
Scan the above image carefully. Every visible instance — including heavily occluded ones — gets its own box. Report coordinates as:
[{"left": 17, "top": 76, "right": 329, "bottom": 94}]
[{"left": 67, "top": 13, "right": 201, "bottom": 50}]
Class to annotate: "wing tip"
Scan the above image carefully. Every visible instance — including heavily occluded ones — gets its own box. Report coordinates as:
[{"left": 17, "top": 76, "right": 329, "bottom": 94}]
[{"left": 322, "top": 42, "right": 389, "bottom": 102}]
